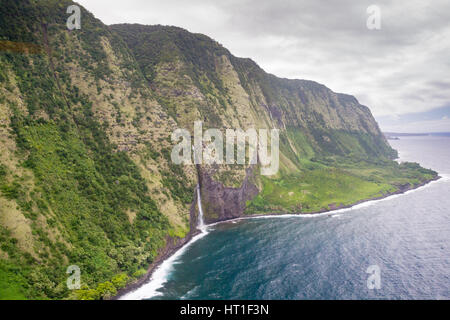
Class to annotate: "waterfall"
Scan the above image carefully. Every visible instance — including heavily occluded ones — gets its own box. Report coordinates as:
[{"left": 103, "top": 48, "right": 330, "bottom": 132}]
[{"left": 196, "top": 184, "right": 206, "bottom": 232}]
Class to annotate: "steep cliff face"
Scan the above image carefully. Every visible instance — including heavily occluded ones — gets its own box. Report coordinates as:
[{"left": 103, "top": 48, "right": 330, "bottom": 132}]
[
  {"left": 111, "top": 24, "right": 394, "bottom": 162},
  {"left": 0, "top": 1, "right": 436, "bottom": 299},
  {"left": 111, "top": 24, "right": 403, "bottom": 219},
  {"left": 198, "top": 166, "right": 259, "bottom": 223}
]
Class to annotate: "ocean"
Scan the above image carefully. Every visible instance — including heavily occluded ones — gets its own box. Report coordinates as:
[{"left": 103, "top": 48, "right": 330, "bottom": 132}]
[{"left": 122, "top": 135, "right": 450, "bottom": 300}]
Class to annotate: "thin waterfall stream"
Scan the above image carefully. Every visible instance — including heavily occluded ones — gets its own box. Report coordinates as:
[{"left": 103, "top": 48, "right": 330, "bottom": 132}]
[{"left": 196, "top": 184, "right": 206, "bottom": 232}]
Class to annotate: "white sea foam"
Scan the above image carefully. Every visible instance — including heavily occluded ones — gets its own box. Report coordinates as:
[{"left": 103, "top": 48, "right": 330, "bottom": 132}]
[
  {"left": 180, "top": 285, "right": 200, "bottom": 299},
  {"left": 119, "top": 229, "right": 209, "bottom": 300}
]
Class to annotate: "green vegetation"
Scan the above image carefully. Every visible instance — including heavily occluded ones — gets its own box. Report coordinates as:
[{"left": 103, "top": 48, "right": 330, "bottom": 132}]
[
  {"left": 1, "top": 107, "right": 170, "bottom": 299},
  {"left": 0, "top": 260, "right": 28, "bottom": 300},
  {"left": 247, "top": 159, "right": 437, "bottom": 214},
  {"left": 160, "top": 147, "right": 194, "bottom": 205}
]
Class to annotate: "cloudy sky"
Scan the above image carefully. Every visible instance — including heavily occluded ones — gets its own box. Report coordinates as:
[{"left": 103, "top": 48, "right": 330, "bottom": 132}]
[{"left": 77, "top": 0, "right": 450, "bottom": 133}]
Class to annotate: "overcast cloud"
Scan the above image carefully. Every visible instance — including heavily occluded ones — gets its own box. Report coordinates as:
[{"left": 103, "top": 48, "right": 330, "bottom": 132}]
[{"left": 77, "top": 0, "right": 450, "bottom": 132}]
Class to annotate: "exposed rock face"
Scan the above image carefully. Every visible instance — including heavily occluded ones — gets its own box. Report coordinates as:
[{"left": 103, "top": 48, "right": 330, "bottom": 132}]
[{"left": 198, "top": 166, "right": 259, "bottom": 223}]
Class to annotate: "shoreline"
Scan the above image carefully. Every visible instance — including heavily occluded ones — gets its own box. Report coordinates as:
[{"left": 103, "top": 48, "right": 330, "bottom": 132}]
[
  {"left": 227, "top": 175, "right": 442, "bottom": 221},
  {"left": 114, "top": 174, "right": 441, "bottom": 300},
  {"left": 113, "top": 229, "right": 201, "bottom": 300},
  {"left": 217, "top": 175, "right": 443, "bottom": 224}
]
